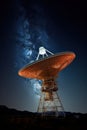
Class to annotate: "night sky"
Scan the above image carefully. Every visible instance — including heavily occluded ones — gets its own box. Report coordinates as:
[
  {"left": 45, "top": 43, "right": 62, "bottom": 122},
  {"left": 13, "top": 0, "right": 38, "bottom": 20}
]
[{"left": 0, "top": 0, "right": 87, "bottom": 113}]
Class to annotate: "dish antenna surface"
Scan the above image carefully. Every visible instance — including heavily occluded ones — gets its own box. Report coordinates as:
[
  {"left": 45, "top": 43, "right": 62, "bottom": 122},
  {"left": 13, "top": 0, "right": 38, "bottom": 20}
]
[{"left": 18, "top": 47, "right": 76, "bottom": 116}]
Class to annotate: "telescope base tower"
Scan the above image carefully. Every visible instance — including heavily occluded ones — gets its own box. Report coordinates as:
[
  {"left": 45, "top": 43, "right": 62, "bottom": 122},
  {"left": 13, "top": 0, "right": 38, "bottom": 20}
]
[{"left": 37, "top": 78, "right": 65, "bottom": 117}]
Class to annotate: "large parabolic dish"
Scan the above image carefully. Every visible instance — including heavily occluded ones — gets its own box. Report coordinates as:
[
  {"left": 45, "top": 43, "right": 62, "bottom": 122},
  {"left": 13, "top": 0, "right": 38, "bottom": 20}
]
[{"left": 18, "top": 52, "right": 76, "bottom": 80}]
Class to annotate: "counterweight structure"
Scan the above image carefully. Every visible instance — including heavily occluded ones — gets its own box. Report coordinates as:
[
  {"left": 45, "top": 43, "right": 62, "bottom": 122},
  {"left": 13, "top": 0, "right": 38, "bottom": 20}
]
[{"left": 18, "top": 47, "right": 76, "bottom": 116}]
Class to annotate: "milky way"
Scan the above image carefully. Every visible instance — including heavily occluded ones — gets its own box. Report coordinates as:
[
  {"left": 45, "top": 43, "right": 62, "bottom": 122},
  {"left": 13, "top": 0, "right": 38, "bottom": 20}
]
[{"left": 14, "top": 2, "right": 49, "bottom": 96}]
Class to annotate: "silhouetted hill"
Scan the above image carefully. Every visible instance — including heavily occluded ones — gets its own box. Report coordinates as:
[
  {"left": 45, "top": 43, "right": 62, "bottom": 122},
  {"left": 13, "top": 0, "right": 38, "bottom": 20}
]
[
  {"left": 0, "top": 105, "right": 87, "bottom": 129},
  {"left": 0, "top": 105, "right": 35, "bottom": 116}
]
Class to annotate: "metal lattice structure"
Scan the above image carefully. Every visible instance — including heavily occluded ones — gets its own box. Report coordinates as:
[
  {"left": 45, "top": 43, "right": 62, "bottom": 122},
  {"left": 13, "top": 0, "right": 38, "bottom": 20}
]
[
  {"left": 38, "top": 92, "right": 65, "bottom": 116},
  {"left": 37, "top": 78, "right": 65, "bottom": 116}
]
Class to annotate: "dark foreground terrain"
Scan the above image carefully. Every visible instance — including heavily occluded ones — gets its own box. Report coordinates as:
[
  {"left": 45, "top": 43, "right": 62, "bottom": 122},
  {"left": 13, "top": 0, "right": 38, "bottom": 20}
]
[{"left": 0, "top": 105, "right": 87, "bottom": 129}]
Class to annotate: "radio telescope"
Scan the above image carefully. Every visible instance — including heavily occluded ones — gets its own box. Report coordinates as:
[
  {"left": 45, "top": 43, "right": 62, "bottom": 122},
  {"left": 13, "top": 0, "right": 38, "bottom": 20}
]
[{"left": 18, "top": 47, "right": 76, "bottom": 116}]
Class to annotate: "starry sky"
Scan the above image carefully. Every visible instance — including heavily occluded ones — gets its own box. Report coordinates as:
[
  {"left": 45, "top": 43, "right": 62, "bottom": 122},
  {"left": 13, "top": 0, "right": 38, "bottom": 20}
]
[{"left": 0, "top": 0, "right": 87, "bottom": 113}]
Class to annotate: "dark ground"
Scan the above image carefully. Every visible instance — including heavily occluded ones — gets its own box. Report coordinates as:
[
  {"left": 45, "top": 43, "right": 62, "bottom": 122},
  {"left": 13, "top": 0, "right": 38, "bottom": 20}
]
[{"left": 0, "top": 105, "right": 87, "bottom": 129}]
